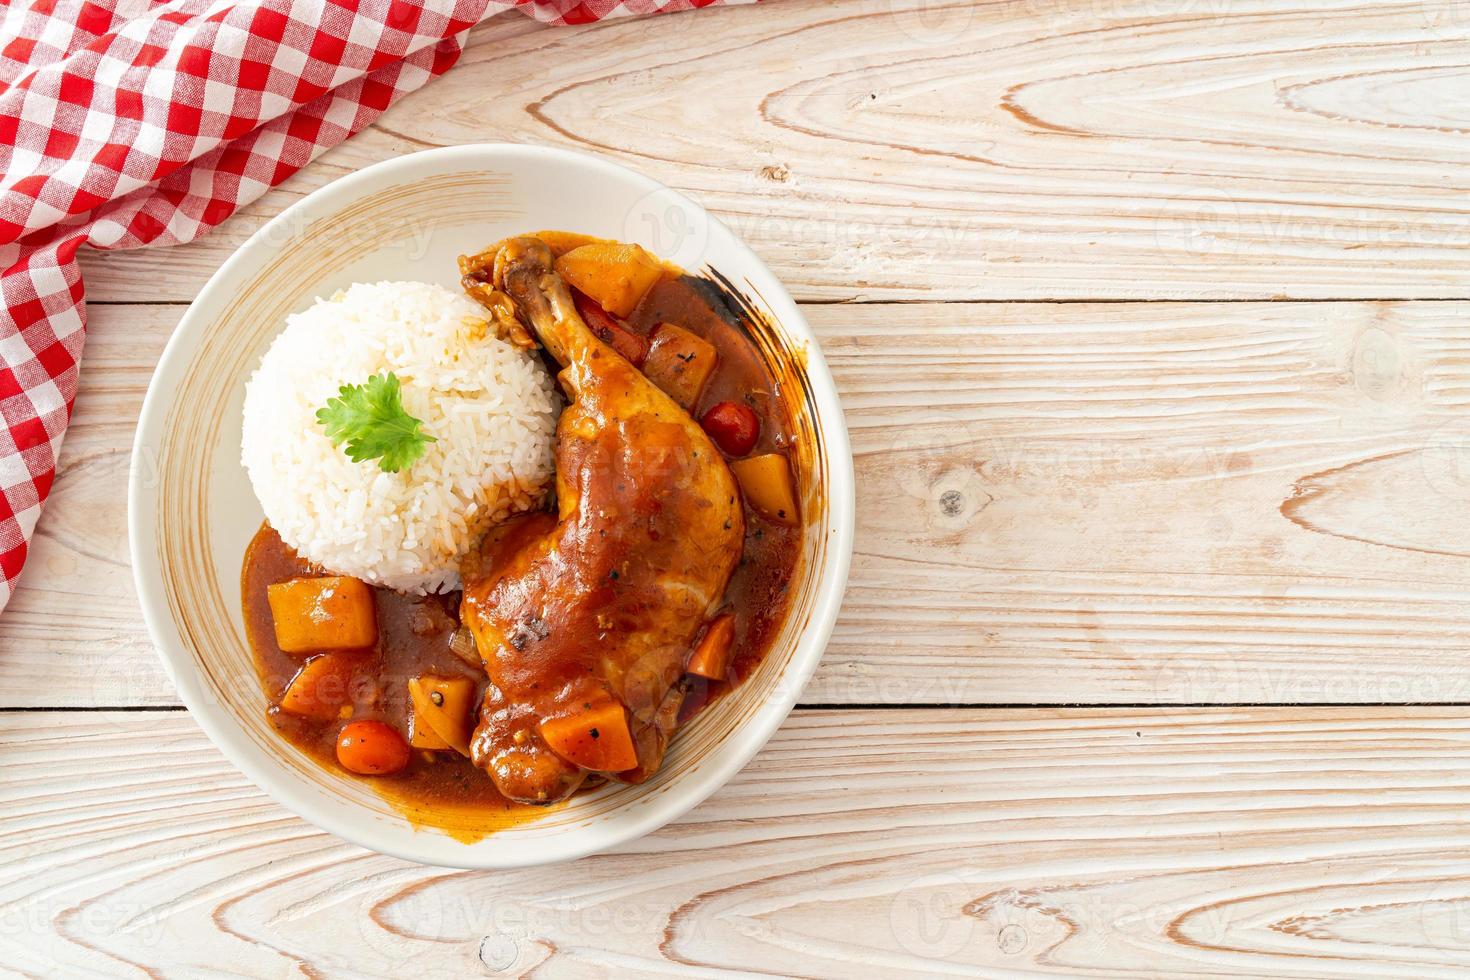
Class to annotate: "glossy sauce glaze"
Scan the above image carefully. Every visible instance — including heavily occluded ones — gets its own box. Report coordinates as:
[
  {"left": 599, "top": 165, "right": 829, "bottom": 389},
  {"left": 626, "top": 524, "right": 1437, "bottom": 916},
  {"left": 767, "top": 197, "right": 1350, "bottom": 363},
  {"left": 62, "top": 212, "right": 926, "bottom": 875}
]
[
  {"left": 241, "top": 272, "right": 802, "bottom": 836},
  {"left": 628, "top": 277, "right": 803, "bottom": 717},
  {"left": 241, "top": 526, "right": 544, "bottom": 838}
]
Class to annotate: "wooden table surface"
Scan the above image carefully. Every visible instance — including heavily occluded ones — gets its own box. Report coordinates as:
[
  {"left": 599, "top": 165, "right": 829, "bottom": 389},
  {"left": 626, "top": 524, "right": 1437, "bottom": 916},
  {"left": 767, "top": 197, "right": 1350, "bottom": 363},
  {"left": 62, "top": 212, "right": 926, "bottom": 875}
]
[{"left": 8, "top": 1, "right": 1470, "bottom": 975}]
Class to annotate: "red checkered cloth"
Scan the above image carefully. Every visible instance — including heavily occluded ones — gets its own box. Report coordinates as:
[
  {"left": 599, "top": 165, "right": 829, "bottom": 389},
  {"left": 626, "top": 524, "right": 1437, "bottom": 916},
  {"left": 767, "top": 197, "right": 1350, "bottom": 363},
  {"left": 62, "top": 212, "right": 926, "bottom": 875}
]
[{"left": 0, "top": 0, "right": 735, "bottom": 612}]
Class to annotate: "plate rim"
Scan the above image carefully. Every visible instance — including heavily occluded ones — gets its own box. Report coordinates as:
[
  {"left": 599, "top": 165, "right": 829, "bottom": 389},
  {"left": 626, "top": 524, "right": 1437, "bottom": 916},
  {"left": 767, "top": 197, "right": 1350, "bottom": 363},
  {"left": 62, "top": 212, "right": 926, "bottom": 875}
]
[{"left": 128, "top": 142, "right": 855, "bottom": 869}]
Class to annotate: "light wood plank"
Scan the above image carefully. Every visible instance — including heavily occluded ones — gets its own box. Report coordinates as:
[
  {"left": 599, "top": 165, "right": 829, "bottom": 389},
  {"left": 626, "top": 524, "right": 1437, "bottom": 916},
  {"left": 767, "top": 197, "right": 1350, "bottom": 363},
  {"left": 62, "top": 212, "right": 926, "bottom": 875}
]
[
  {"left": 78, "top": 0, "right": 1470, "bottom": 304},
  {"left": 8, "top": 708, "right": 1470, "bottom": 977},
  {"left": 7, "top": 300, "right": 1470, "bottom": 707},
  {"left": 828, "top": 299, "right": 1470, "bottom": 704}
]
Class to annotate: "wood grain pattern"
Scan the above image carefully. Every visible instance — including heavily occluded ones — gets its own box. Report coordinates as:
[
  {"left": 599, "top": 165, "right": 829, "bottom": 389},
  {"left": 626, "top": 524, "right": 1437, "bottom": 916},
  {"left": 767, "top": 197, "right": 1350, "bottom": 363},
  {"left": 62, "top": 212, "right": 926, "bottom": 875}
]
[
  {"left": 7, "top": 300, "right": 1470, "bottom": 707},
  {"left": 10, "top": 708, "right": 1470, "bottom": 978},
  {"left": 76, "top": 0, "right": 1470, "bottom": 304},
  {"left": 13, "top": 3, "right": 1470, "bottom": 971}
]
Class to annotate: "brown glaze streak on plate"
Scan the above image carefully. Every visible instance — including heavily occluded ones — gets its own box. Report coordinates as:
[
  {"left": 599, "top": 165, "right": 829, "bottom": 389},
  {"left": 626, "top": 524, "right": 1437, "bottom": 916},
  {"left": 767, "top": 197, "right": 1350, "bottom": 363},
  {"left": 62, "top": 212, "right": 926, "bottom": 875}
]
[
  {"left": 664, "top": 268, "right": 830, "bottom": 771},
  {"left": 153, "top": 187, "right": 833, "bottom": 838}
]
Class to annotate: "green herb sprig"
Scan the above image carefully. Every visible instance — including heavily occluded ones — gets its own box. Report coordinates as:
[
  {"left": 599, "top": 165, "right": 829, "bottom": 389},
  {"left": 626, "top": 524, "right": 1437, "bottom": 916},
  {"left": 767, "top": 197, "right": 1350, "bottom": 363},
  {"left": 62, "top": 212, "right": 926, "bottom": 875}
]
[{"left": 316, "top": 372, "right": 435, "bottom": 473}]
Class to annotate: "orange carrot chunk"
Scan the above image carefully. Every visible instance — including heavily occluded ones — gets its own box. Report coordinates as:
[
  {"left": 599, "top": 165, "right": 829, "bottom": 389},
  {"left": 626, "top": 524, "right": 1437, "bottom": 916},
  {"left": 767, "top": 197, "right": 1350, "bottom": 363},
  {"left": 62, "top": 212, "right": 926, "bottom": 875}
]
[
  {"left": 266, "top": 576, "right": 377, "bottom": 654},
  {"left": 539, "top": 701, "right": 638, "bottom": 773},
  {"left": 686, "top": 614, "right": 736, "bottom": 681},
  {"left": 278, "top": 653, "right": 355, "bottom": 721}
]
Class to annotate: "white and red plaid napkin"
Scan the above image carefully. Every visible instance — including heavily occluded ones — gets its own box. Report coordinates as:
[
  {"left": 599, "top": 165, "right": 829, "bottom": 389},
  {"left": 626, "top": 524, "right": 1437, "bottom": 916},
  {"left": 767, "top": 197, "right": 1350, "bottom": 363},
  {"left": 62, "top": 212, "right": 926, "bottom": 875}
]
[{"left": 0, "top": 0, "right": 734, "bottom": 612}]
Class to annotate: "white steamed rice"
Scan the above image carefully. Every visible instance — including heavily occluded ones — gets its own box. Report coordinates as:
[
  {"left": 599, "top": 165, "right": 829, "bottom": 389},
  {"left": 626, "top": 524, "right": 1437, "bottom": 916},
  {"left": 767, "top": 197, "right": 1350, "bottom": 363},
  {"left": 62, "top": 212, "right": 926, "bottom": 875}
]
[{"left": 241, "top": 281, "right": 558, "bottom": 593}]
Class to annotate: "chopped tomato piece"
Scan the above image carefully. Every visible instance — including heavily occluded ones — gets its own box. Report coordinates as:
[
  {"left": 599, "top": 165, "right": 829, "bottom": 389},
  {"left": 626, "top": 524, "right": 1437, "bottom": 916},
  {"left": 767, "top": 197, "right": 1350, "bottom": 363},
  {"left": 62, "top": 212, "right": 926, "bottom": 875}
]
[
  {"left": 336, "top": 720, "right": 410, "bottom": 775},
  {"left": 701, "top": 401, "right": 759, "bottom": 456}
]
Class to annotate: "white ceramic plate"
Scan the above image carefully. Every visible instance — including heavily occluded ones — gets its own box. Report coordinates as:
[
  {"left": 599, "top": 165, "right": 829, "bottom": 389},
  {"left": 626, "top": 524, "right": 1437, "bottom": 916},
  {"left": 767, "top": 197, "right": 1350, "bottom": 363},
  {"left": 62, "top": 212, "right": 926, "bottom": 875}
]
[{"left": 129, "top": 144, "right": 853, "bottom": 868}]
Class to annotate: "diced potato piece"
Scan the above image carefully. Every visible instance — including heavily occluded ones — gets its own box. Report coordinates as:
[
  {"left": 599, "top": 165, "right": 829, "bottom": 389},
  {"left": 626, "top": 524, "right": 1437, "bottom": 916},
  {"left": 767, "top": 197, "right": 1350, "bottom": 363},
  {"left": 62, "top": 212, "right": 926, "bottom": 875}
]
[
  {"left": 409, "top": 711, "right": 450, "bottom": 750},
  {"left": 555, "top": 242, "right": 664, "bottom": 318},
  {"left": 732, "top": 453, "right": 800, "bottom": 526},
  {"left": 533, "top": 230, "right": 610, "bottom": 257},
  {"left": 643, "top": 323, "right": 717, "bottom": 410},
  {"left": 687, "top": 614, "right": 736, "bottom": 681},
  {"left": 408, "top": 675, "right": 476, "bottom": 756},
  {"left": 267, "top": 576, "right": 377, "bottom": 654},
  {"left": 539, "top": 701, "right": 638, "bottom": 773},
  {"left": 279, "top": 654, "right": 355, "bottom": 721}
]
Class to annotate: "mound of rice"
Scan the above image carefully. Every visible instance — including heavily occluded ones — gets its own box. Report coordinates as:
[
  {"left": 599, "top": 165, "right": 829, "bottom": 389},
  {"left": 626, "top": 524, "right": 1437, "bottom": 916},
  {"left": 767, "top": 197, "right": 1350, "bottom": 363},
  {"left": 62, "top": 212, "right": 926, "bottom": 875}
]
[{"left": 241, "top": 281, "right": 558, "bottom": 593}]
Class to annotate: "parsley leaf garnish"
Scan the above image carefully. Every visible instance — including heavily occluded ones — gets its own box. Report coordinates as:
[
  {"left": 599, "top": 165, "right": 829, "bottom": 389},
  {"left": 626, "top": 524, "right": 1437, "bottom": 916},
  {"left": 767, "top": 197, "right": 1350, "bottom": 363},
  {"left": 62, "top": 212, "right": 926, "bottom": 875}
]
[{"left": 315, "top": 373, "right": 435, "bottom": 473}]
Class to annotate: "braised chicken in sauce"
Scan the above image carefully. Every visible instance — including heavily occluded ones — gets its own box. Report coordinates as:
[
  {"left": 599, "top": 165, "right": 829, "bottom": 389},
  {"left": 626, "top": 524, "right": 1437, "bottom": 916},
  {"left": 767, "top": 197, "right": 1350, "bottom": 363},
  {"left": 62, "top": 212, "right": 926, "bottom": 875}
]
[{"left": 242, "top": 231, "right": 802, "bottom": 833}]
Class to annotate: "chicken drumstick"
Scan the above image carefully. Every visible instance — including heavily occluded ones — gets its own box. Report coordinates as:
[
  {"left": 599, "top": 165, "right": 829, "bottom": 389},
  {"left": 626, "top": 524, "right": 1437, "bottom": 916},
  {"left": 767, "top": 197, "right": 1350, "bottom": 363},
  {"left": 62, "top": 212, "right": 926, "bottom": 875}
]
[{"left": 458, "top": 236, "right": 744, "bottom": 804}]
